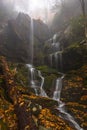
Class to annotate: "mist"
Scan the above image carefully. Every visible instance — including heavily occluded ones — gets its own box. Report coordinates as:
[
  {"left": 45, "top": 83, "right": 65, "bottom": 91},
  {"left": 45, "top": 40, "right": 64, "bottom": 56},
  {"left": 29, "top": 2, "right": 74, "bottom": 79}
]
[
  {"left": 0, "top": 0, "right": 58, "bottom": 23},
  {"left": 0, "top": 0, "right": 87, "bottom": 25}
]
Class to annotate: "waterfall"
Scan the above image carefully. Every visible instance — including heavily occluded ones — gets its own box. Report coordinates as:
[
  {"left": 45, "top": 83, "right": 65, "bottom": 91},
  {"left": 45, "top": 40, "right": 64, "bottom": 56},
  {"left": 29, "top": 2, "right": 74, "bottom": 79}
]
[
  {"left": 27, "top": 21, "right": 83, "bottom": 130},
  {"left": 53, "top": 78, "right": 62, "bottom": 101},
  {"left": 49, "top": 51, "right": 63, "bottom": 71},
  {"left": 49, "top": 34, "right": 83, "bottom": 130},
  {"left": 26, "top": 64, "right": 47, "bottom": 97},
  {"left": 53, "top": 74, "right": 84, "bottom": 130},
  {"left": 27, "top": 58, "right": 83, "bottom": 130},
  {"left": 48, "top": 33, "right": 63, "bottom": 71},
  {"left": 27, "top": 15, "right": 48, "bottom": 97},
  {"left": 30, "top": 18, "right": 34, "bottom": 64},
  {"left": 27, "top": 63, "right": 83, "bottom": 129},
  {"left": 38, "top": 71, "right": 48, "bottom": 97},
  {"left": 53, "top": 34, "right": 57, "bottom": 43},
  {"left": 58, "top": 107, "right": 83, "bottom": 130},
  {"left": 26, "top": 64, "right": 38, "bottom": 95}
]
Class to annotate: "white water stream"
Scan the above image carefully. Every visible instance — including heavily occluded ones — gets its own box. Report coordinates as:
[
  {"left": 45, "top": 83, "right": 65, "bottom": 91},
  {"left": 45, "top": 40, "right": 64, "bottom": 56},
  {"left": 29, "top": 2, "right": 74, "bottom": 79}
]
[
  {"left": 38, "top": 70, "right": 48, "bottom": 97},
  {"left": 28, "top": 19, "right": 83, "bottom": 130},
  {"left": 53, "top": 74, "right": 83, "bottom": 130},
  {"left": 26, "top": 63, "right": 83, "bottom": 130},
  {"left": 26, "top": 64, "right": 47, "bottom": 97},
  {"left": 30, "top": 18, "right": 34, "bottom": 64}
]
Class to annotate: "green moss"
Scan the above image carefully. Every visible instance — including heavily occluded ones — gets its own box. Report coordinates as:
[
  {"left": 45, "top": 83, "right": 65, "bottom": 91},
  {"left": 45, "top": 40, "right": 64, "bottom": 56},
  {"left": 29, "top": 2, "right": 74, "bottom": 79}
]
[
  {"left": 44, "top": 74, "right": 57, "bottom": 90},
  {"left": 36, "top": 66, "right": 59, "bottom": 76},
  {"left": 67, "top": 42, "right": 80, "bottom": 49}
]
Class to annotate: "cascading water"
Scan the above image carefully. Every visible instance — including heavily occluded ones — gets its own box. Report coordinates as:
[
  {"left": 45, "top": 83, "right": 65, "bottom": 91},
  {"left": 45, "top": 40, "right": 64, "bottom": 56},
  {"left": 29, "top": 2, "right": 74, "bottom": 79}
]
[
  {"left": 49, "top": 33, "right": 83, "bottom": 129},
  {"left": 30, "top": 18, "right": 34, "bottom": 64},
  {"left": 38, "top": 71, "right": 48, "bottom": 97},
  {"left": 27, "top": 62, "right": 83, "bottom": 129},
  {"left": 53, "top": 77, "right": 62, "bottom": 101},
  {"left": 26, "top": 64, "right": 47, "bottom": 97},
  {"left": 49, "top": 51, "right": 63, "bottom": 71},
  {"left": 49, "top": 33, "right": 63, "bottom": 71},
  {"left": 53, "top": 34, "right": 57, "bottom": 43},
  {"left": 27, "top": 14, "right": 48, "bottom": 97},
  {"left": 53, "top": 74, "right": 84, "bottom": 130},
  {"left": 28, "top": 18, "right": 83, "bottom": 130},
  {"left": 26, "top": 64, "right": 38, "bottom": 95}
]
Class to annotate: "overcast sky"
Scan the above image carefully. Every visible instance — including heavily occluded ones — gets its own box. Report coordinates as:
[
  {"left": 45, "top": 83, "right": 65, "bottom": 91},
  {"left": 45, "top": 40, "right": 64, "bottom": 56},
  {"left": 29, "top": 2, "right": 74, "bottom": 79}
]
[{"left": 13, "top": 0, "right": 57, "bottom": 22}]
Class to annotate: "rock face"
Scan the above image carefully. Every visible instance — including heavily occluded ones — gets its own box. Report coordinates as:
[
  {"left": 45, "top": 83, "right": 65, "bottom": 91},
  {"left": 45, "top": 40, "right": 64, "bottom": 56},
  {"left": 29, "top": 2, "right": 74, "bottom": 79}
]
[
  {"left": 45, "top": 43, "right": 87, "bottom": 72},
  {"left": 33, "top": 19, "right": 51, "bottom": 42},
  {"left": 62, "top": 44, "right": 87, "bottom": 72},
  {"left": 0, "top": 13, "right": 51, "bottom": 63},
  {"left": 0, "top": 13, "right": 31, "bottom": 63}
]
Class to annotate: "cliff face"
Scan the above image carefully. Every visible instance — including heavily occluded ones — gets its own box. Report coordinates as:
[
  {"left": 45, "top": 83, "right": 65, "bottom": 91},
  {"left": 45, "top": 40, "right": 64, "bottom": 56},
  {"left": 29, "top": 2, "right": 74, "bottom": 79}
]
[
  {"left": 0, "top": 14, "right": 31, "bottom": 63},
  {"left": 0, "top": 13, "right": 51, "bottom": 63}
]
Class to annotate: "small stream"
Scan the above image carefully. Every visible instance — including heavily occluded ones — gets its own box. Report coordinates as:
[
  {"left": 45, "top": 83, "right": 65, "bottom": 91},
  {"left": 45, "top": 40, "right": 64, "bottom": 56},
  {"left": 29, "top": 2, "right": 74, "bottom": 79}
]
[
  {"left": 26, "top": 64, "right": 47, "bottom": 97},
  {"left": 26, "top": 64, "right": 84, "bottom": 130},
  {"left": 53, "top": 74, "right": 83, "bottom": 130}
]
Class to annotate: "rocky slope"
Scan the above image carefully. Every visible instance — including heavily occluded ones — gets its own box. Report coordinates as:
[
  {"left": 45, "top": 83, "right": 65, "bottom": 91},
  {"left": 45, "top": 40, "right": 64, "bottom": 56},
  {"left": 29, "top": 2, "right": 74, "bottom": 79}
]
[
  {"left": 0, "top": 56, "right": 74, "bottom": 130},
  {"left": 35, "top": 64, "right": 87, "bottom": 130},
  {"left": 61, "top": 65, "right": 87, "bottom": 130}
]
